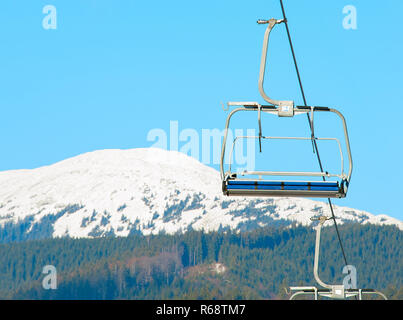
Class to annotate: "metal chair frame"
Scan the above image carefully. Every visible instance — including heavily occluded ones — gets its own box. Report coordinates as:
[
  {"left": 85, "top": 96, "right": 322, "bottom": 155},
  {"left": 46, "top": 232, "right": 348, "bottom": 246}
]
[
  {"left": 288, "top": 216, "right": 387, "bottom": 300},
  {"left": 220, "top": 18, "right": 353, "bottom": 198}
]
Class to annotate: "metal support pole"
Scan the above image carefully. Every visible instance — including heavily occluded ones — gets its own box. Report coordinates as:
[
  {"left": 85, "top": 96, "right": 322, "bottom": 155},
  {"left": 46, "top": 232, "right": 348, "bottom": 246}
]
[{"left": 312, "top": 216, "right": 333, "bottom": 289}]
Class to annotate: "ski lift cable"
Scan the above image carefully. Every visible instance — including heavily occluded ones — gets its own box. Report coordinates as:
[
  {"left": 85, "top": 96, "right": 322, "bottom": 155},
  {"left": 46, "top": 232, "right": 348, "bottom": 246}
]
[{"left": 279, "top": 0, "right": 350, "bottom": 267}]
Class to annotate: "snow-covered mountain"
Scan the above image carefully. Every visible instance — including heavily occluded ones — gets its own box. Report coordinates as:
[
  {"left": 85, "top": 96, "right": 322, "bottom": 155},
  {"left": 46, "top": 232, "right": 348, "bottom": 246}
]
[{"left": 0, "top": 148, "right": 401, "bottom": 241}]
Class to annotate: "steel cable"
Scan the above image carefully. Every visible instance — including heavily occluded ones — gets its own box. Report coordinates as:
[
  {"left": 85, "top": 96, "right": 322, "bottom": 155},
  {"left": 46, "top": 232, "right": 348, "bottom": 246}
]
[{"left": 279, "top": 0, "right": 350, "bottom": 268}]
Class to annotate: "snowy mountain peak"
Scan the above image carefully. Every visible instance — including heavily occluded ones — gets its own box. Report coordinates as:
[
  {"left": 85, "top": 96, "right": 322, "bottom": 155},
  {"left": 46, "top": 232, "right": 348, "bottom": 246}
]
[{"left": 0, "top": 148, "right": 401, "bottom": 241}]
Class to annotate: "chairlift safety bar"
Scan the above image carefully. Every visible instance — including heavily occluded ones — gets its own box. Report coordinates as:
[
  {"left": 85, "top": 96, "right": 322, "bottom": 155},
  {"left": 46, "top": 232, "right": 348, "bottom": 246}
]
[
  {"left": 227, "top": 135, "right": 346, "bottom": 179},
  {"left": 220, "top": 106, "right": 353, "bottom": 191}
]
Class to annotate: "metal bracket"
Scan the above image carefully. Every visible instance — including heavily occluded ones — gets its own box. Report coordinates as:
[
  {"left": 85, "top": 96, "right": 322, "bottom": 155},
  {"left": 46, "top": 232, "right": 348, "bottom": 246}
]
[
  {"left": 278, "top": 101, "right": 294, "bottom": 117},
  {"left": 309, "top": 106, "right": 316, "bottom": 153},
  {"left": 257, "top": 18, "right": 286, "bottom": 25},
  {"left": 258, "top": 104, "right": 262, "bottom": 152}
]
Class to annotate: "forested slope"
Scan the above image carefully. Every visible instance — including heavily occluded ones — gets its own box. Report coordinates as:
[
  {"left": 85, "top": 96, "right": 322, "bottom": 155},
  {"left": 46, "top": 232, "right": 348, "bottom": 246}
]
[{"left": 0, "top": 224, "right": 401, "bottom": 299}]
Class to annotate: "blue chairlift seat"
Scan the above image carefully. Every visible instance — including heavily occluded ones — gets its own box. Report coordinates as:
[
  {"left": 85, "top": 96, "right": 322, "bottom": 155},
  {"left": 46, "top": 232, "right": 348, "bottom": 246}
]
[{"left": 223, "top": 179, "right": 345, "bottom": 198}]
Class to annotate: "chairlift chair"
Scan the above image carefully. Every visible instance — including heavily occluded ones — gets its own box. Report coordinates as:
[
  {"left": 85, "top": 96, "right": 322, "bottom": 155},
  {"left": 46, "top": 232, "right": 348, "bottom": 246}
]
[
  {"left": 220, "top": 18, "right": 353, "bottom": 199},
  {"left": 288, "top": 216, "right": 387, "bottom": 300}
]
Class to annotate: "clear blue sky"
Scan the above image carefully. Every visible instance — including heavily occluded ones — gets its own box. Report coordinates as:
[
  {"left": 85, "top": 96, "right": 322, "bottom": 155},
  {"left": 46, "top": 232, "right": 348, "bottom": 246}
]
[{"left": 0, "top": 0, "right": 402, "bottom": 220}]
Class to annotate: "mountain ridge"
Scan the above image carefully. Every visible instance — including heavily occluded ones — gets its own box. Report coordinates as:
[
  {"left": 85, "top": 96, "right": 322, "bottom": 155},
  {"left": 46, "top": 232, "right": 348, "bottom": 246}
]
[{"left": 0, "top": 148, "right": 401, "bottom": 242}]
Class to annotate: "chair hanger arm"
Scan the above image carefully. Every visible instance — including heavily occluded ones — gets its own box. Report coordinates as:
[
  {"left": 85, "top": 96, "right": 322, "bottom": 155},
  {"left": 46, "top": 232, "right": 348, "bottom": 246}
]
[{"left": 258, "top": 18, "right": 292, "bottom": 108}]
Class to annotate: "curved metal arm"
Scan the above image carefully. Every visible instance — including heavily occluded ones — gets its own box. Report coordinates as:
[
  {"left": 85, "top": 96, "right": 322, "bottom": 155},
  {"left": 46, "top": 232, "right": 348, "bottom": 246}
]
[
  {"left": 313, "top": 216, "right": 333, "bottom": 289},
  {"left": 329, "top": 108, "right": 353, "bottom": 186},
  {"left": 220, "top": 107, "right": 244, "bottom": 180},
  {"left": 290, "top": 289, "right": 318, "bottom": 300},
  {"left": 360, "top": 290, "right": 388, "bottom": 300},
  {"left": 258, "top": 19, "right": 293, "bottom": 107}
]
